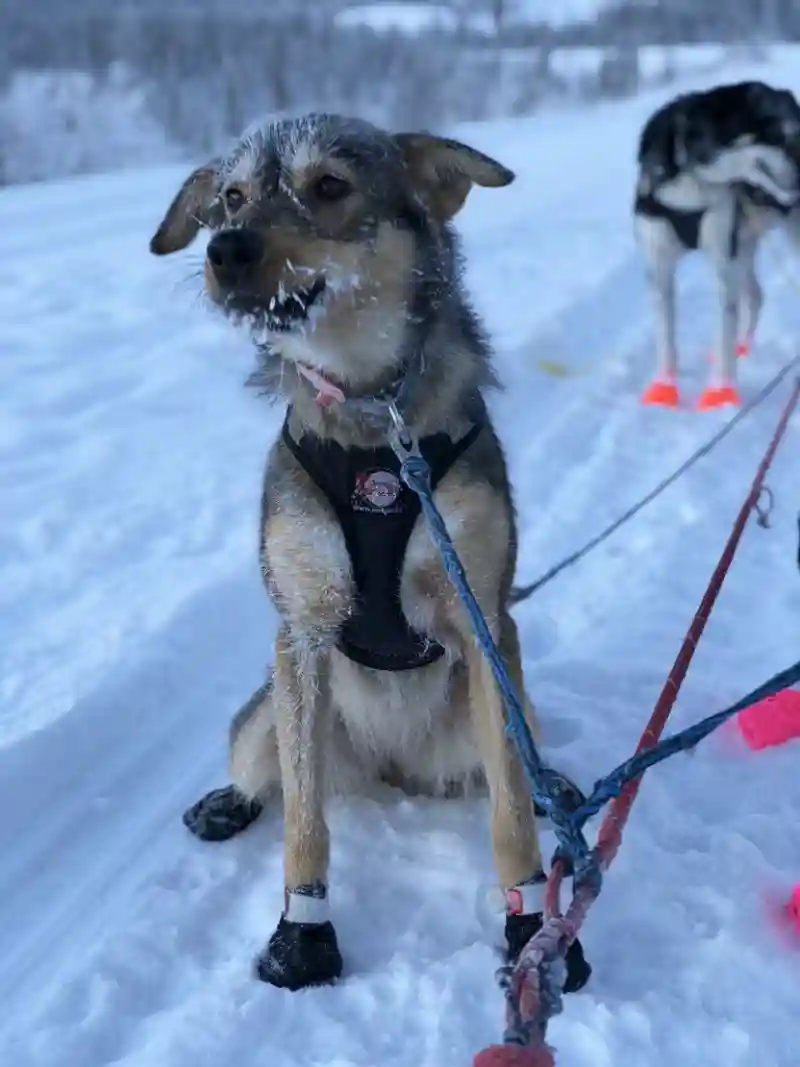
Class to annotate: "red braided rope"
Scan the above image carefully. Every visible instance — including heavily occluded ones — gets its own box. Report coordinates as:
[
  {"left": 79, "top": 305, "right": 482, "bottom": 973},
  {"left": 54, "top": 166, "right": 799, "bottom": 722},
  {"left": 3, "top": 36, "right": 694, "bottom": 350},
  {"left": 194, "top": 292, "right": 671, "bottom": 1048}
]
[
  {"left": 475, "top": 375, "right": 800, "bottom": 1066},
  {"left": 549, "top": 373, "right": 800, "bottom": 920}
]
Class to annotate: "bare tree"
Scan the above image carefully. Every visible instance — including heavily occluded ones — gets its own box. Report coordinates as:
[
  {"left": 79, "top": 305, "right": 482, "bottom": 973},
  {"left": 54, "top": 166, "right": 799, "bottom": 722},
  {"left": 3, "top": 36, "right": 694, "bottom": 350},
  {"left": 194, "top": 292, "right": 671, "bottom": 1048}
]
[{"left": 452, "top": 0, "right": 521, "bottom": 35}]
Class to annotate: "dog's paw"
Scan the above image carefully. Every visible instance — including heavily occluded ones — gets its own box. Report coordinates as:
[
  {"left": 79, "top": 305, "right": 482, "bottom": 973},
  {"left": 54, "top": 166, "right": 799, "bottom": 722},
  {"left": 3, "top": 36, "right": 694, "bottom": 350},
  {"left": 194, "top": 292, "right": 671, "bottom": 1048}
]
[
  {"left": 505, "top": 912, "right": 592, "bottom": 994},
  {"left": 182, "top": 785, "right": 263, "bottom": 841},
  {"left": 255, "top": 916, "right": 343, "bottom": 990}
]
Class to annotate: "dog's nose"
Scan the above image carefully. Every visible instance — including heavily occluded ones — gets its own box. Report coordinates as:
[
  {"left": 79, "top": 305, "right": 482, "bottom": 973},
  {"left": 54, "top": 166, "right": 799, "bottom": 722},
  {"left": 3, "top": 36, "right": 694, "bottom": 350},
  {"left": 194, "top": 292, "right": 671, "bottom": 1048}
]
[{"left": 207, "top": 229, "right": 264, "bottom": 282}]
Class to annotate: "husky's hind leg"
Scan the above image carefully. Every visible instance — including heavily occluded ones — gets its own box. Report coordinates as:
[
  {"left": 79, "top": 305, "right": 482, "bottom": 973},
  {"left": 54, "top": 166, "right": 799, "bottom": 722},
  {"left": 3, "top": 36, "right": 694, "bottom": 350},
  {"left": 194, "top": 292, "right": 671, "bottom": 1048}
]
[{"left": 184, "top": 676, "right": 279, "bottom": 841}]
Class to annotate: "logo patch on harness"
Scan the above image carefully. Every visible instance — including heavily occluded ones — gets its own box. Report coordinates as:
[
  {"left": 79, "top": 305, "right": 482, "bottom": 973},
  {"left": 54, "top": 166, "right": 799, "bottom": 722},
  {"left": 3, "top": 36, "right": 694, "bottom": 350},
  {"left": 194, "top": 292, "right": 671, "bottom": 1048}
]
[{"left": 352, "top": 469, "right": 403, "bottom": 513}]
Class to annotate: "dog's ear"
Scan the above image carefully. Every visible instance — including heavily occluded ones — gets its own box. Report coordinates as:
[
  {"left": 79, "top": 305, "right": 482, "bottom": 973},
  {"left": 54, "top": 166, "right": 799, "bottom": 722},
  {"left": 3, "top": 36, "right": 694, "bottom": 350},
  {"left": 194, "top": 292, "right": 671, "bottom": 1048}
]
[
  {"left": 395, "top": 133, "right": 514, "bottom": 221},
  {"left": 149, "top": 161, "right": 221, "bottom": 255}
]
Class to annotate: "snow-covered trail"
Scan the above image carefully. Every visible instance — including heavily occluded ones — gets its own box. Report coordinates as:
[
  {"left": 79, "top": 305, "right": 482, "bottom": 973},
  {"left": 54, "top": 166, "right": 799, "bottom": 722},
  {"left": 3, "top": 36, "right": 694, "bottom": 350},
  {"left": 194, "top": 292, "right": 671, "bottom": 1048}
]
[{"left": 2, "top": 61, "right": 800, "bottom": 1067}]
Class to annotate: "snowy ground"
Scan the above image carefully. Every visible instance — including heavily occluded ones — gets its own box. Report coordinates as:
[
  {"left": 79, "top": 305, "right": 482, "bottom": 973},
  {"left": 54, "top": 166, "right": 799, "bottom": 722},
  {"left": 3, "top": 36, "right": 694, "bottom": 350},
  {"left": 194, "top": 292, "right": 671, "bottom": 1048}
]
[{"left": 3, "top": 56, "right": 800, "bottom": 1067}]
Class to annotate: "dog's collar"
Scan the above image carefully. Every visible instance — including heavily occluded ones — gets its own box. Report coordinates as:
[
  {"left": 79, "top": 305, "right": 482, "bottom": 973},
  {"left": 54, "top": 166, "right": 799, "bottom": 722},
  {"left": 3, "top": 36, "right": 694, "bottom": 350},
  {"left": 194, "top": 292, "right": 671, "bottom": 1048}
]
[{"left": 299, "top": 347, "right": 422, "bottom": 433}]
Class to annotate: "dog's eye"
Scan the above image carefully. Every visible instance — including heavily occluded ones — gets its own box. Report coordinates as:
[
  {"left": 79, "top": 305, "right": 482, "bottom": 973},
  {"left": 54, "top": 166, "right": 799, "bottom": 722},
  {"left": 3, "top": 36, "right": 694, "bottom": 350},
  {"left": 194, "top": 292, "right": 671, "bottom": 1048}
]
[
  {"left": 224, "top": 186, "right": 246, "bottom": 212},
  {"left": 311, "top": 174, "right": 352, "bottom": 203}
]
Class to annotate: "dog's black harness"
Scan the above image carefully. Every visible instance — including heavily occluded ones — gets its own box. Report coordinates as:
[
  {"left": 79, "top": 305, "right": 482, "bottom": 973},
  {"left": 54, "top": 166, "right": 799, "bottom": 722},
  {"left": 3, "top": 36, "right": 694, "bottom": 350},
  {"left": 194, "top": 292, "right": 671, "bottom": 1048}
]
[
  {"left": 636, "top": 185, "right": 771, "bottom": 258},
  {"left": 635, "top": 191, "right": 704, "bottom": 250},
  {"left": 282, "top": 411, "right": 484, "bottom": 672}
]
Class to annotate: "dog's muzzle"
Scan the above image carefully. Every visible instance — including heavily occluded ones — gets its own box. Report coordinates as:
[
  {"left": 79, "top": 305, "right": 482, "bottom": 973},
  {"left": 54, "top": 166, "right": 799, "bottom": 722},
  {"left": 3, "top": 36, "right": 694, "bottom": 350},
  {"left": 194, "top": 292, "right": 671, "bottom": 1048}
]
[
  {"left": 207, "top": 228, "right": 326, "bottom": 330},
  {"left": 207, "top": 228, "right": 264, "bottom": 288}
]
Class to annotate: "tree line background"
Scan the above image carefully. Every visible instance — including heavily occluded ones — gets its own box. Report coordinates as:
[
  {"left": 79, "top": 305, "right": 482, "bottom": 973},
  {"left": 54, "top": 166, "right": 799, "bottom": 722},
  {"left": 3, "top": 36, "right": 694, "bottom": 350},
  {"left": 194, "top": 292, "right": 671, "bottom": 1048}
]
[{"left": 0, "top": 0, "right": 788, "bottom": 186}]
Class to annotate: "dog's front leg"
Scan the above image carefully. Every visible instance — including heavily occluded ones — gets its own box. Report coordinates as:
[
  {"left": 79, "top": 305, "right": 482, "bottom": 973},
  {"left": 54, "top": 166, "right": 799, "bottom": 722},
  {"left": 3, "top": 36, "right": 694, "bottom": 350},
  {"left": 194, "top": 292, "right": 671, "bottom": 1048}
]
[
  {"left": 461, "top": 609, "right": 592, "bottom": 993},
  {"left": 256, "top": 623, "right": 342, "bottom": 991},
  {"left": 464, "top": 611, "right": 541, "bottom": 889}
]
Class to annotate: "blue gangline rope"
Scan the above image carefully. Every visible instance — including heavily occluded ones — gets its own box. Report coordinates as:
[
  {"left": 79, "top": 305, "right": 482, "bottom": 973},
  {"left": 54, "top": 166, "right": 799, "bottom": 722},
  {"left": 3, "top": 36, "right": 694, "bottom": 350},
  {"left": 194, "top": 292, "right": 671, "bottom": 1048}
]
[
  {"left": 571, "top": 657, "right": 800, "bottom": 829},
  {"left": 398, "top": 449, "right": 800, "bottom": 876},
  {"left": 399, "top": 451, "right": 594, "bottom": 878}
]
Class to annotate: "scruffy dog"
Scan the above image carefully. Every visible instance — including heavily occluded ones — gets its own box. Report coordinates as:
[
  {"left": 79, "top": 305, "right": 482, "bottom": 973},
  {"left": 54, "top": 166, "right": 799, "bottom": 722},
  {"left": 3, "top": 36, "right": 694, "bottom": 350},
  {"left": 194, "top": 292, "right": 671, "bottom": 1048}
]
[
  {"left": 149, "top": 113, "right": 590, "bottom": 994},
  {"left": 633, "top": 80, "right": 800, "bottom": 409}
]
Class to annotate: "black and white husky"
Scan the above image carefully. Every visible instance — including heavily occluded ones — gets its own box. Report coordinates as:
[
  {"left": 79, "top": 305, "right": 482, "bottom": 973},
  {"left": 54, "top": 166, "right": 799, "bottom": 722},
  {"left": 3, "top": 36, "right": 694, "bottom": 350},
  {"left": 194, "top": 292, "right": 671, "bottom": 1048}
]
[{"left": 634, "top": 80, "right": 800, "bottom": 409}]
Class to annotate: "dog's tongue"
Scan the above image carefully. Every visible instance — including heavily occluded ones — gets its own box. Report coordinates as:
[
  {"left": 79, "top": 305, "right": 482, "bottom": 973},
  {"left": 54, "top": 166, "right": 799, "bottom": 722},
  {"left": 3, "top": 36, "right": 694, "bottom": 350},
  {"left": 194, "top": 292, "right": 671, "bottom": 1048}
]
[{"left": 296, "top": 363, "right": 346, "bottom": 407}]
